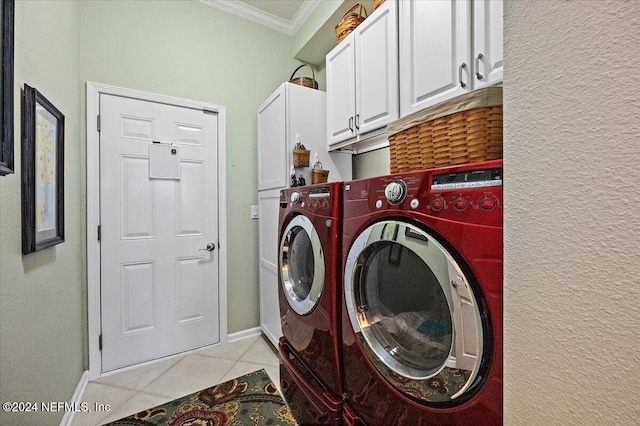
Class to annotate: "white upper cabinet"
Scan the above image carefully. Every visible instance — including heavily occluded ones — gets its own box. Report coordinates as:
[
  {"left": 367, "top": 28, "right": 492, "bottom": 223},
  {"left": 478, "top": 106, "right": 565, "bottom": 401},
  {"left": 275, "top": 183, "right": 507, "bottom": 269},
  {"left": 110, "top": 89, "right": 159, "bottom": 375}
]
[
  {"left": 473, "top": 0, "right": 504, "bottom": 89},
  {"left": 355, "top": 1, "right": 399, "bottom": 136},
  {"left": 327, "top": 36, "right": 356, "bottom": 146},
  {"left": 399, "top": 0, "right": 470, "bottom": 117},
  {"left": 400, "top": 0, "right": 503, "bottom": 117},
  {"left": 327, "top": 1, "right": 399, "bottom": 148},
  {"left": 257, "top": 86, "right": 287, "bottom": 191}
]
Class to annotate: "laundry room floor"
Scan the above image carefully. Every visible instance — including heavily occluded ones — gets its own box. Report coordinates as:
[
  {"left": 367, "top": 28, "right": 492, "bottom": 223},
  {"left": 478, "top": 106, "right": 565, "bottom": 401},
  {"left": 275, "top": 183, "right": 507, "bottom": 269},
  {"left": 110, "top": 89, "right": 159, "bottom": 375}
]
[{"left": 70, "top": 335, "right": 280, "bottom": 426}]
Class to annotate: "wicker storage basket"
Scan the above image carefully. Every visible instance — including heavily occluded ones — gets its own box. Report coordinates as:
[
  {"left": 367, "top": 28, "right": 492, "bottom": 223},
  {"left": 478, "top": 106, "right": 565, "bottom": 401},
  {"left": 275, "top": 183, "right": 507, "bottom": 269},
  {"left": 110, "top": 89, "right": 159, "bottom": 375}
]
[
  {"left": 293, "top": 149, "right": 310, "bottom": 167},
  {"left": 373, "top": 0, "right": 385, "bottom": 10},
  {"left": 388, "top": 87, "right": 503, "bottom": 173},
  {"left": 289, "top": 64, "right": 318, "bottom": 90},
  {"left": 312, "top": 168, "right": 329, "bottom": 184},
  {"left": 335, "top": 3, "right": 367, "bottom": 43}
]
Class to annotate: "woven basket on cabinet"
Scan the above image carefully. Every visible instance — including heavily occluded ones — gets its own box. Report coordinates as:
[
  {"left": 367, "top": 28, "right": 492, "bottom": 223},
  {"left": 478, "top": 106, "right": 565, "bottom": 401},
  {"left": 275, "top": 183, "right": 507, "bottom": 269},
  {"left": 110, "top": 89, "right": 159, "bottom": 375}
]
[
  {"left": 335, "top": 3, "right": 367, "bottom": 43},
  {"left": 388, "top": 86, "right": 503, "bottom": 173},
  {"left": 288, "top": 64, "right": 318, "bottom": 90}
]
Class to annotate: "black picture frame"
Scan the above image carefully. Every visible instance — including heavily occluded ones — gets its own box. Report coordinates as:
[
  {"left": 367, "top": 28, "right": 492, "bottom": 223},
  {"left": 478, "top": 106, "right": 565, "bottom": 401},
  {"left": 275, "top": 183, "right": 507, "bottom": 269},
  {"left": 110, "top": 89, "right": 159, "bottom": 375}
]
[
  {"left": 22, "top": 85, "right": 65, "bottom": 254},
  {"left": 0, "top": 0, "right": 15, "bottom": 176}
]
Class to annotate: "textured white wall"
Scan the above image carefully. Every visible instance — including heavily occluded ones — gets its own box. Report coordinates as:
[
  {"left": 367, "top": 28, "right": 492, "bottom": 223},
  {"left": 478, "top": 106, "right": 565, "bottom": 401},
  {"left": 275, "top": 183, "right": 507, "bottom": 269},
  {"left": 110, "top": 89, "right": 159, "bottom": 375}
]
[{"left": 504, "top": 1, "right": 640, "bottom": 424}]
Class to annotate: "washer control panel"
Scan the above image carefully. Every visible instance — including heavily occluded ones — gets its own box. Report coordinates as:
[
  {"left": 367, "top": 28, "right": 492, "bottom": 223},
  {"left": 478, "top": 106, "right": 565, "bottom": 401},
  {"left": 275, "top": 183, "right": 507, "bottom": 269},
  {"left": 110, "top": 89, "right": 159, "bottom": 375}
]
[
  {"left": 427, "top": 168, "right": 502, "bottom": 217},
  {"left": 347, "top": 161, "right": 503, "bottom": 226},
  {"left": 280, "top": 184, "right": 336, "bottom": 216}
]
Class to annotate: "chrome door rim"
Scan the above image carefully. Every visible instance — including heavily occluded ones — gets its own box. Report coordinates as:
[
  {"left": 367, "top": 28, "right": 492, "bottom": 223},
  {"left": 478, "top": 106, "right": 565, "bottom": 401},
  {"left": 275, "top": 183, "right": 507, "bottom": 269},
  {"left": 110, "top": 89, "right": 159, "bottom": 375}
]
[
  {"left": 280, "top": 214, "right": 325, "bottom": 315},
  {"left": 344, "top": 220, "right": 484, "bottom": 401}
]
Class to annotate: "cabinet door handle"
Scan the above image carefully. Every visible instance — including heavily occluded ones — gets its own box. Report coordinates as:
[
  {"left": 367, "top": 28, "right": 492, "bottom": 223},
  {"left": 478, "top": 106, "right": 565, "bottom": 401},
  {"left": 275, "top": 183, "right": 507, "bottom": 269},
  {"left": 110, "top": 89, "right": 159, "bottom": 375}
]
[
  {"left": 475, "top": 53, "right": 484, "bottom": 80},
  {"left": 349, "top": 116, "right": 354, "bottom": 133},
  {"left": 355, "top": 114, "right": 360, "bottom": 130},
  {"left": 459, "top": 63, "right": 467, "bottom": 88}
]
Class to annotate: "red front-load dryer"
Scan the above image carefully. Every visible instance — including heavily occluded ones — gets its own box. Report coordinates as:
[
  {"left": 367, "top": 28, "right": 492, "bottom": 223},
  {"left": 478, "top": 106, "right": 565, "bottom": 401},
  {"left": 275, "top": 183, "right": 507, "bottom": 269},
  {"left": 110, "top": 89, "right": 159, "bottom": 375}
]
[
  {"left": 278, "top": 183, "right": 344, "bottom": 425},
  {"left": 341, "top": 160, "right": 503, "bottom": 425}
]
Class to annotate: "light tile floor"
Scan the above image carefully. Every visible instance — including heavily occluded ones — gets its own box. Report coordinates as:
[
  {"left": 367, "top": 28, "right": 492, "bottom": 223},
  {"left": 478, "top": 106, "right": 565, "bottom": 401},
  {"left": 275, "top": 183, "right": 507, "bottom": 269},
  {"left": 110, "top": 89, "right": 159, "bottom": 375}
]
[{"left": 71, "top": 335, "right": 281, "bottom": 426}]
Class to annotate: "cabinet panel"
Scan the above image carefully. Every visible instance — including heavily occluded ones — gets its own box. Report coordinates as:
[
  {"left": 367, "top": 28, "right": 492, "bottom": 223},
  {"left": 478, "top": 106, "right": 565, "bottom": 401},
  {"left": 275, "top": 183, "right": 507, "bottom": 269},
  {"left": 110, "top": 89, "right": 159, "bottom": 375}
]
[
  {"left": 400, "top": 0, "right": 470, "bottom": 116},
  {"left": 473, "top": 0, "right": 503, "bottom": 89},
  {"left": 327, "top": 38, "right": 356, "bottom": 146},
  {"left": 257, "top": 88, "right": 287, "bottom": 191},
  {"left": 327, "top": 1, "right": 399, "bottom": 150},
  {"left": 258, "top": 189, "right": 282, "bottom": 347},
  {"left": 356, "top": 1, "right": 399, "bottom": 135}
]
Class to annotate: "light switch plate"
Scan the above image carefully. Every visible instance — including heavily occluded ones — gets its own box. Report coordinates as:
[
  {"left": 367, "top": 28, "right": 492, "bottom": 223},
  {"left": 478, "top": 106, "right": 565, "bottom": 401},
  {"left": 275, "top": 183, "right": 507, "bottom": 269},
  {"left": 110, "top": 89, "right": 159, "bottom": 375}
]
[{"left": 250, "top": 205, "right": 259, "bottom": 219}]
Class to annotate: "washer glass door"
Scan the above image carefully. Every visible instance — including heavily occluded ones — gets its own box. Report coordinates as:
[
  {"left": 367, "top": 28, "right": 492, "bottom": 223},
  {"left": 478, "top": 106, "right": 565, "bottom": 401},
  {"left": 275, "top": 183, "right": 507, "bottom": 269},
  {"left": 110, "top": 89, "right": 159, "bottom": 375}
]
[
  {"left": 345, "top": 220, "right": 486, "bottom": 403},
  {"left": 280, "top": 214, "right": 325, "bottom": 315}
]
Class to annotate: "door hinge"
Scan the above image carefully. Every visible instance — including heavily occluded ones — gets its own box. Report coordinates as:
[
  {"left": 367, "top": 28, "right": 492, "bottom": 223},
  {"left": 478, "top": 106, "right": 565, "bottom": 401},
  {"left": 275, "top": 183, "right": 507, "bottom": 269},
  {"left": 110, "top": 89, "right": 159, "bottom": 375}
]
[
  {"left": 97, "top": 114, "right": 101, "bottom": 132},
  {"left": 98, "top": 334, "right": 102, "bottom": 351},
  {"left": 97, "top": 225, "right": 101, "bottom": 241}
]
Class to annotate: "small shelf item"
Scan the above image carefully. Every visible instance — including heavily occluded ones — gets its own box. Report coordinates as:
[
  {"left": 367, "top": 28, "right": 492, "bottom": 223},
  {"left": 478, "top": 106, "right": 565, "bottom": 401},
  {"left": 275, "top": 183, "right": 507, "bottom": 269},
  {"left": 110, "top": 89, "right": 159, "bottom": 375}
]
[
  {"left": 292, "top": 134, "right": 310, "bottom": 167},
  {"left": 312, "top": 154, "right": 329, "bottom": 184},
  {"left": 290, "top": 165, "right": 307, "bottom": 187},
  {"left": 335, "top": 3, "right": 367, "bottom": 43},
  {"left": 289, "top": 64, "right": 318, "bottom": 90}
]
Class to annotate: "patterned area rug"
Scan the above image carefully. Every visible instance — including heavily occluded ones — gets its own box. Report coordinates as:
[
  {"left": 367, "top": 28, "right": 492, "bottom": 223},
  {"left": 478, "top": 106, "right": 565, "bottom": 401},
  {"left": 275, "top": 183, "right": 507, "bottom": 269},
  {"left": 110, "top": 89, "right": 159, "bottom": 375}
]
[{"left": 104, "top": 369, "right": 297, "bottom": 425}]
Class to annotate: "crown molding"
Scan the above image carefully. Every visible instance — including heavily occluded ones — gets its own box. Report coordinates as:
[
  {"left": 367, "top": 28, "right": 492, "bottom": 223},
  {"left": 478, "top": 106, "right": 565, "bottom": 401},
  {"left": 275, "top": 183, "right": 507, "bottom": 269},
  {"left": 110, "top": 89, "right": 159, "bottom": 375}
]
[{"left": 201, "top": 0, "right": 320, "bottom": 36}]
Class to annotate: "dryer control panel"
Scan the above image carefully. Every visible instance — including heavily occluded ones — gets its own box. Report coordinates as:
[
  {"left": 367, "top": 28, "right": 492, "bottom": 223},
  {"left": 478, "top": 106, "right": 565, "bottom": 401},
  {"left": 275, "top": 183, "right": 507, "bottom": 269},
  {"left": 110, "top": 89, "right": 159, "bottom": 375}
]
[
  {"left": 344, "top": 160, "right": 503, "bottom": 227},
  {"left": 429, "top": 167, "right": 502, "bottom": 213},
  {"left": 280, "top": 183, "right": 340, "bottom": 218}
]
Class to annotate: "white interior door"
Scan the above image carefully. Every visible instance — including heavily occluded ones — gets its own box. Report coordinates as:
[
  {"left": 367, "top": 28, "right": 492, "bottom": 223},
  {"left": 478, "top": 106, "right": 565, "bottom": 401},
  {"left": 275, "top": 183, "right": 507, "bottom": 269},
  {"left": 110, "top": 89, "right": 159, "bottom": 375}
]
[{"left": 100, "top": 94, "right": 220, "bottom": 372}]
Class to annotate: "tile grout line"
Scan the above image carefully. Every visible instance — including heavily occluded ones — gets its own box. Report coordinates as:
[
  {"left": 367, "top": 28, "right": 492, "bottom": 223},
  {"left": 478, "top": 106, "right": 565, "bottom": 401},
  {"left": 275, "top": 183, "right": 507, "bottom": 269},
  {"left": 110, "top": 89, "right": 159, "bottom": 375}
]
[
  {"left": 95, "top": 390, "right": 143, "bottom": 426},
  {"left": 78, "top": 336, "right": 273, "bottom": 425}
]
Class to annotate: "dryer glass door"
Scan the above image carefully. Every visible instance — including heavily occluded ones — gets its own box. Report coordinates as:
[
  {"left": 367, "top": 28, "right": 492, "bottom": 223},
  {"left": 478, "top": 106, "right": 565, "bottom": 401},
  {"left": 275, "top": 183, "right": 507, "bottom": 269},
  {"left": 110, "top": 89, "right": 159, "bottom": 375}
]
[
  {"left": 280, "top": 214, "right": 325, "bottom": 315},
  {"left": 344, "top": 220, "right": 486, "bottom": 403}
]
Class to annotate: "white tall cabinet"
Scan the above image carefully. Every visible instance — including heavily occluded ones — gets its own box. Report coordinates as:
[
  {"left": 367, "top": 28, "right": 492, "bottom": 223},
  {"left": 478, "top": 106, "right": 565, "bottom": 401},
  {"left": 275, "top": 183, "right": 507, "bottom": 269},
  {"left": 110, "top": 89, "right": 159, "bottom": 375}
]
[
  {"left": 399, "top": 0, "right": 503, "bottom": 116},
  {"left": 326, "top": 0, "right": 398, "bottom": 148},
  {"left": 257, "top": 83, "right": 351, "bottom": 347}
]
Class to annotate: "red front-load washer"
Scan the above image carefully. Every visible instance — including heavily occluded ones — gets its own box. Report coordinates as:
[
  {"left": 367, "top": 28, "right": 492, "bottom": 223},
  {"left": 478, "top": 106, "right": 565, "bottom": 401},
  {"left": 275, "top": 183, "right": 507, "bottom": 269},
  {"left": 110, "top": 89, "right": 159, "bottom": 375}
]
[
  {"left": 278, "top": 183, "right": 344, "bottom": 425},
  {"left": 341, "top": 160, "right": 503, "bottom": 425}
]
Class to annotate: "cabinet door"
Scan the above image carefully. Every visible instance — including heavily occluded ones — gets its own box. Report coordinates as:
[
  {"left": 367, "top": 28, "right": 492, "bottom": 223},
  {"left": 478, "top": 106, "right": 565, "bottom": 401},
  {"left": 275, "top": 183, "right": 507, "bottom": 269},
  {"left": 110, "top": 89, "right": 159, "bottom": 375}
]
[
  {"left": 399, "top": 0, "right": 471, "bottom": 116},
  {"left": 257, "top": 86, "right": 287, "bottom": 191},
  {"left": 327, "top": 34, "right": 356, "bottom": 147},
  {"left": 258, "top": 188, "right": 283, "bottom": 347},
  {"left": 473, "top": 0, "right": 503, "bottom": 89},
  {"left": 355, "top": 0, "right": 399, "bottom": 135}
]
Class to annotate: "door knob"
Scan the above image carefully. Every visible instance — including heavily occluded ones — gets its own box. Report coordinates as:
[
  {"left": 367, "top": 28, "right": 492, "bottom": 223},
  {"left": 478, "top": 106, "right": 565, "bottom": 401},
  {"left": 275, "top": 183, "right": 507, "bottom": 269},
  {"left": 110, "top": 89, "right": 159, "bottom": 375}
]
[{"left": 200, "top": 243, "right": 216, "bottom": 252}]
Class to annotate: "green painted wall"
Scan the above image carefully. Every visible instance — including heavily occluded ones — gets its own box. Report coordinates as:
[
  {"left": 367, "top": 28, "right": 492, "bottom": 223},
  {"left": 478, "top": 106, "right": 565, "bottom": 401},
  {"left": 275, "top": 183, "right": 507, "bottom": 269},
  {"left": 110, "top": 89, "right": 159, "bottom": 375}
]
[
  {"left": 80, "top": 0, "right": 300, "bottom": 334},
  {"left": 1, "top": 1, "right": 302, "bottom": 423},
  {"left": 0, "top": 1, "right": 84, "bottom": 425},
  {"left": 353, "top": 147, "right": 389, "bottom": 179}
]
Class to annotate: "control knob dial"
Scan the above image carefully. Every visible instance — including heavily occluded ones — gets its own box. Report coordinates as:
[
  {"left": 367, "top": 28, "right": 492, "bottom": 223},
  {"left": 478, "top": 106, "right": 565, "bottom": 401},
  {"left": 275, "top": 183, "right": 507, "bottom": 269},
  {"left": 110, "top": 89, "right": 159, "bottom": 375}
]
[
  {"left": 290, "top": 192, "right": 302, "bottom": 204},
  {"left": 430, "top": 195, "right": 446, "bottom": 212},
  {"left": 385, "top": 180, "right": 407, "bottom": 205}
]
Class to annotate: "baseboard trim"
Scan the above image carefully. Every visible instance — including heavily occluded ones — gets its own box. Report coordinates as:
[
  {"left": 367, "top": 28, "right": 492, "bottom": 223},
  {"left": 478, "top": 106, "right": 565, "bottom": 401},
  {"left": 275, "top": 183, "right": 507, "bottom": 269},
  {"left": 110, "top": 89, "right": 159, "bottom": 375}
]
[
  {"left": 59, "top": 370, "right": 89, "bottom": 426},
  {"left": 228, "top": 326, "right": 262, "bottom": 343}
]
